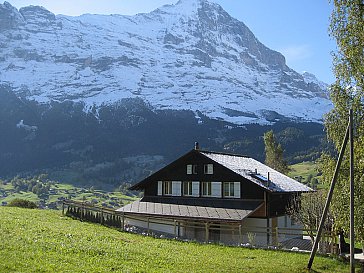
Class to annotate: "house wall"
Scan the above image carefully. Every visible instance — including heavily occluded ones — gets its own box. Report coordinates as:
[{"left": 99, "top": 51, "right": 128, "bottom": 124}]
[
  {"left": 123, "top": 214, "right": 303, "bottom": 247},
  {"left": 124, "top": 216, "right": 185, "bottom": 237},
  {"left": 234, "top": 216, "right": 303, "bottom": 246}
]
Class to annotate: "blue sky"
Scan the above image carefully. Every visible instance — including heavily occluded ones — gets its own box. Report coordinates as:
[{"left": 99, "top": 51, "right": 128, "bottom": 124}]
[{"left": 9, "top": 0, "right": 336, "bottom": 83}]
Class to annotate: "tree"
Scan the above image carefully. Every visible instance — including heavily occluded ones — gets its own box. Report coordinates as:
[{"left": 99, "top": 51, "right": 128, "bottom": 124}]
[
  {"left": 263, "top": 130, "right": 289, "bottom": 174},
  {"left": 287, "top": 191, "right": 334, "bottom": 243},
  {"left": 8, "top": 198, "right": 37, "bottom": 209},
  {"left": 321, "top": 0, "right": 364, "bottom": 252}
]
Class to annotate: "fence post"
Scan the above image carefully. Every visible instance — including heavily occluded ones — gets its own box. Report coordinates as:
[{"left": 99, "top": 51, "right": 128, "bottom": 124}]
[
  {"left": 205, "top": 222, "right": 209, "bottom": 243},
  {"left": 147, "top": 218, "right": 150, "bottom": 235},
  {"left": 174, "top": 220, "right": 177, "bottom": 237},
  {"left": 274, "top": 227, "right": 279, "bottom": 246},
  {"left": 239, "top": 224, "right": 242, "bottom": 245},
  {"left": 122, "top": 212, "right": 125, "bottom": 231}
]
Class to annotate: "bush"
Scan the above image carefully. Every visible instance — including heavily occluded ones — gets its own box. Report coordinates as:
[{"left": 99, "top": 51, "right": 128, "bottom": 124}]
[{"left": 7, "top": 198, "right": 37, "bottom": 209}]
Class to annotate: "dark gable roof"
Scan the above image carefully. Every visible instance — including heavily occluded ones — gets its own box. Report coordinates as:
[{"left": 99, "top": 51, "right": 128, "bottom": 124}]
[{"left": 130, "top": 149, "right": 312, "bottom": 193}]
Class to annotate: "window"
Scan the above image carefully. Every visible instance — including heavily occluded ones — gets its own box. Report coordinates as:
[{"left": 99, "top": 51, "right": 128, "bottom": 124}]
[
  {"left": 187, "top": 164, "right": 198, "bottom": 174},
  {"left": 223, "top": 182, "right": 235, "bottom": 197},
  {"left": 172, "top": 181, "right": 182, "bottom": 196},
  {"left": 204, "top": 164, "right": 213, "bottom": 174},
  {"left": 163, "top": 181, "right": 172, "bottom": 195},
  {"left": 183, "top": 181, "right": 193, "bottom": 196},
  {"left": 201, "top": 182, "right": 212, "bottom": 196}
]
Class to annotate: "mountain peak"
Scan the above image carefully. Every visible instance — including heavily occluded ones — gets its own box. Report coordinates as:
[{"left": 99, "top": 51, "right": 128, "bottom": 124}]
[
  {"left": 19, "top": 5, "right": 56, "bottom": 23},
  {"left": 0, "top": 1, "right": 24, "bottom": 29}
]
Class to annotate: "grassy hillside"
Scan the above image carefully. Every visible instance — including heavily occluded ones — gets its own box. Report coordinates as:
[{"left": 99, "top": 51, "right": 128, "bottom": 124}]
[
  {"left": 0, "top": 178, "right": 136, "bottom": 210},
  {"left": 288, "top": 161, "right": 324, "bottom": 189},
  {"left": 0, "top": 207, "right": 351, "bottom": 273}
]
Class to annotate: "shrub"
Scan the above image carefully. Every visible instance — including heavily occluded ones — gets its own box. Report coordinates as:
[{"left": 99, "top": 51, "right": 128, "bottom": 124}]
[{"left": 7, "top": 198, "right": 37, "bottom": 209}]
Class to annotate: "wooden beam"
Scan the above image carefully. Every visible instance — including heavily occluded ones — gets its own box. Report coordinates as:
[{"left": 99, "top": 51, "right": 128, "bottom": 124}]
[
  {"left": 174, "top": 220, "right": 177, "bottom": 237},
  {"left": 307, "top": 118, "right": 350, "bottom": 269},
  {"left": 122, "top": 212, "right": 125, "bottom": 231},
  {"left": 147, "top": 218, "right": 150, "bottom": 235},
  {"left": 205, "top": 222, "right": 209, "bottom": 243},
  {"left": 239, "top": 224, "right": 242, "bottom": 245}
]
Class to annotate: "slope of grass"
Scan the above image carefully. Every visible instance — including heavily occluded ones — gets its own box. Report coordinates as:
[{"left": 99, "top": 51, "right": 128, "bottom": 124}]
[
  {"left": 289, "top": 162, "right": 319, "bottom": 179},
  {"left": 0, "top": 180, "right": 136, "bottom": 209},
  {"left": 288, "top": 161, "right": 327, "bottom": 189},
  {"left": 0, "top": 207, "right": 352, "bottom": 273}
]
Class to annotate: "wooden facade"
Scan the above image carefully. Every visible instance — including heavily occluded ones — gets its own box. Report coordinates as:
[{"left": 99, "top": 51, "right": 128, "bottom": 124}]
[{"left": 119, "top": 147, "right": 312, "bottom": 245}]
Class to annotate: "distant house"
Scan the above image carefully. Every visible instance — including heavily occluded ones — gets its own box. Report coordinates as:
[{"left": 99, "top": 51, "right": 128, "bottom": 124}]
[{"left": 117, "top": 144, "right": 312, "bottom": 246}]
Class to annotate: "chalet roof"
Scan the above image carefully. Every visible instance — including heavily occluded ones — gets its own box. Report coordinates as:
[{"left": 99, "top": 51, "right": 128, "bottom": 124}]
[
  {"left": 116, "top": 198, "right": 262, "bottom": 223},
  {"left": 129, "top": 148, "right": 312, "bottom": 193},
  {"left": 200, "top": 151, "right": 312, "bottom": 193}
]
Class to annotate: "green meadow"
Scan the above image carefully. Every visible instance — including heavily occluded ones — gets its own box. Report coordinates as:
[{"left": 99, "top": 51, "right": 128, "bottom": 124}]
[{"left": 0, "top": 207, "right": 352, "bottom": 273}]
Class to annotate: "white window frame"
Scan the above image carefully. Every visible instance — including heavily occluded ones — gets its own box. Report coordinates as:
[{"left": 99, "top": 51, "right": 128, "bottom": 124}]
[
  {"left": 223, "top": 182, "right": 241, "bottom": 198},
  {"left": 163, "top": 181, "right": 172, "bottom": 196},
  {"left": 201, "top": 181, "right": 212, "bottom": 197},
  {"left": 172, "top": 181, "right": 182, "bottom": 196},
  {"left": 211, "top": 182, "right": 222, "bottom": 198},
  {"left": 233, "top": 182, "right": 241, "bottom": 198},
  {"left": 223, "top": 182, "right": 235, "bottom": 197},
  {"left": 204, "top": 164, "right": 213, "bottom": 174},
  {"left": 183, "top": 181, "right": 193, "bottom": 196},
  {"left": 187, "top": 164, "right": 198, "bottom": 174},
  {"left": 192, "top": 181, "right": 200, "bottom": 197},
  {"left": 157, "top": 181, "right": 162, "bottom": 196}
]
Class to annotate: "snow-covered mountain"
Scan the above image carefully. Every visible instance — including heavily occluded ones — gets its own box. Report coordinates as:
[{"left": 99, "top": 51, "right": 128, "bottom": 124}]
[{"left": 0, "top": 0, "right": 331, "bottom": 124}]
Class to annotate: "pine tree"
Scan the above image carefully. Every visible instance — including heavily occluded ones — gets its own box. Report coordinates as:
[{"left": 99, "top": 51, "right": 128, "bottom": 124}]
[{"left": 263, "top": 130, "right": 289, "bottom": 174}]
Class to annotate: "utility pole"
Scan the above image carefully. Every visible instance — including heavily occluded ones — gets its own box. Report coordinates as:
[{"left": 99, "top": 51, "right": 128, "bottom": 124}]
[
  {"left": 349, "top": 109, "right": 355, "bottom": 273},
  {"left": 308, "top": 110, "right": 355, "bottom": 271}
]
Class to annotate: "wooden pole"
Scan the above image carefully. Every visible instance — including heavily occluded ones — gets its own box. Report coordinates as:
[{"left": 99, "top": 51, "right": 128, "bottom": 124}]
[
  {"left": 147, "top": 218, "right": 150, "bottom": 235},
  {"left": 174, "top": 220, "right": 177, "bottom": 237},
  {"left": 239, "top": 224, "right": 242, "bottom": 245},
  {"left": 122, "top": 212, "right": 125, "bottom": 231},
  {"left": 205, "top": 222, "right": 209, "bottom": 243},
  {"left": 307, "top": 120, "right": 350, "bottom": 269},
  {"left": 266, "top": 218, "right": 270, "bottom": 246},
  {"left": 349, "top": 109, "right": 355, "bottom": 273}
]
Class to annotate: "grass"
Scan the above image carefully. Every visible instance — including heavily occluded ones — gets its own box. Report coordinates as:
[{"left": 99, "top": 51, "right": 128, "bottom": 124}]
[
  {"left": 0, "top": 207, "right": 353, "bottom": 273},
  {"left": 289, "top": 162, "right": 319, "bottom": 179},
  {"left": 0, "top": 181, "right": 136, "bottom": 209},
  {"left": 288, "top": 161, "right": 327, "bottom": 189}
]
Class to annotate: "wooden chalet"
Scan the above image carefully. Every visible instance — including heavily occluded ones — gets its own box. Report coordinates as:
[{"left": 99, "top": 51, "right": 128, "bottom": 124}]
[{"left": 117, "top": 144, "right": 313, "bottom": 246}]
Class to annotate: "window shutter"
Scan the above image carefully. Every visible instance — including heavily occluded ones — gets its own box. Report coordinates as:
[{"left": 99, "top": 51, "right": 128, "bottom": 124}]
[
  {"left": 192, "top": 181, "right": 200, "bottom": 197},
  {"left": 172, "top": 181, "right": 182, "bottom": 196},
  {"left": 187, "top": 165, "right": 192, "bottom": 174},
  {"left": 208, "top": 164, "right": 214, "bottom": 174},
  {"left": 211, "top": 182, "right": 221, "bottom": 198},
  {"left": 234, "top": 182, "right": 241, "bottom": 198},
  {"left": 157, "top": 181, "right": 162, "bottom": 196}
]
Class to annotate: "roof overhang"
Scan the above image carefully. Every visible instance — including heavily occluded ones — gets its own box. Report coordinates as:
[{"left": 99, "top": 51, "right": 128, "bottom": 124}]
[{"left": 116, "top": 200, "right": 263, "bottom": 223}]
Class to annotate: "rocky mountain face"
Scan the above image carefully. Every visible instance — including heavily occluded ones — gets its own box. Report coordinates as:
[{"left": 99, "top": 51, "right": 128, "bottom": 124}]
[
  {"left": 0, "top": 0, "right": 331, "bottom": 185},
  {"left": 0, "top": 0, "right": 330, "bottom": 124}
]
